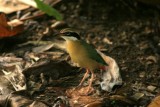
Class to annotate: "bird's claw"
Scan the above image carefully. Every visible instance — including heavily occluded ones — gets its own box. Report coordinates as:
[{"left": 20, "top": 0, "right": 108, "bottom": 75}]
[
  {"left": 75, "top": 84, "right": 82, "bottom": 90},
  {"left": 83, "top": 86, "right": 94, "bottom": 95}
]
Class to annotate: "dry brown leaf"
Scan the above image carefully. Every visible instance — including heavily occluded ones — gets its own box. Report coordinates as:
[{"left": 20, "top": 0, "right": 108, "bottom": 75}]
[
  {"left": 18, "top": 0, "right": 37, "bottom": 7},
  {"left": 66, "top": 87, "right": 103, "bottom": 107},
  {"left": 148, "top": 95, "right": 160, "bottom": 107},
  {"left": 0, "top": 92, "right": 49, "bottom": 107},
  {"left": 0, "top": 12, "right": 8, "bottom": 27},
  {"left": 0, "top": 12, "right": 24, "bottom": 38},
  {"left": 70, "top": 96, "right": 103, "bottom": 107},
  {"left": 0, "top": 0, "right": 29, "bottom": 14},
  {"left": 66, "top": 86, "right": 95, "bottom": 97}
]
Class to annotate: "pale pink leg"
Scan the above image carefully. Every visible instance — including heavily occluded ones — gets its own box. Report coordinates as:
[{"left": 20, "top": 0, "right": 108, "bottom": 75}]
[
  {"left": 86, "top": 70, "right": 95, "bottom": 94},
  {"left": 78, "top": 69, "right": 90, "bottom": 86}
]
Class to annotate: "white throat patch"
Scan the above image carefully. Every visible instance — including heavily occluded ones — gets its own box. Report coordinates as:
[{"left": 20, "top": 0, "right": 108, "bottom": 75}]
[{"left": 61, "top": 36, "right": 78, "bottom": 41}]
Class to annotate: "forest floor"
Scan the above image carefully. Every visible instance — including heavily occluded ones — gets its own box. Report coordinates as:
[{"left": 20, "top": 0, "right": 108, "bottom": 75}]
[{"left": 0, "top": 0, "right": 160, "bottom": 107}]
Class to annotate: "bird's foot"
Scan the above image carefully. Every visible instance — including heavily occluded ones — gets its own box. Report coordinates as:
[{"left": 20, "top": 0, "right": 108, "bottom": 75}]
[
  {"left": 78, "top": 69, "right": 90, "bottom": 87},
  {"left": 74, "top": 84, "right": 82, "bottom": 90},
  {"left": 84, "top": 86, "right": 94, "bottom": 95},
  {"left": 76, "top": 86, "right": 94, "bottom": 96},
  {"left": 66, "top": 86, "right": 95, "bottom": 98},
  {"left": 77, "top": 82, "right": 83, "bottom": 87}
]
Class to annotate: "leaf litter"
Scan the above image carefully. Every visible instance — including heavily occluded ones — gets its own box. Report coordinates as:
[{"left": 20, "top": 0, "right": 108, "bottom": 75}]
[{"left": 0, "top": 0, "right": 160, "bottom": 107}]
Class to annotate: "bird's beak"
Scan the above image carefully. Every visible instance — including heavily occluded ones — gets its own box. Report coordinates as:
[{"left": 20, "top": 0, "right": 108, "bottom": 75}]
[
  {"left": 56, "top": 32, "right": 66, "bottom": 36},
  {"left": 56, "top": 32, "right": 68, "bottom": 40},
  {"left": 61, "top": 36, "right": 68, "bottom": 41},
  {"left": 55, "top": 32, "right": 63, "bottom": 36}
]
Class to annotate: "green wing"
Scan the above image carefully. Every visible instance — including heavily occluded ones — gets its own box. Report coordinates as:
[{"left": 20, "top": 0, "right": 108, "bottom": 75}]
[{"left": 80, "top": 40, "right": 108, "bottom": 66}]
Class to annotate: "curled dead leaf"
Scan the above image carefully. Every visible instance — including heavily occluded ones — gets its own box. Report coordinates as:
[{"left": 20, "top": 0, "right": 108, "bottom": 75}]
[
  {"left": 66, "top": 87, "right": 103, "bottom": 107},
  {"left": 148, "top": 95, "right": 160, "bottom": 107},
  {"left": 146, "top": 56, "right": 157, "bottom": 64},
  {"left": 0, "top": 92, "right": 49, "bottom": 107},
  {"left": 69, "top": 95, "right": 102, "bottom": 107},
  {"left": 0, "top": 12, "right": 24, "bottom": 38},
  {"left": 66, "top": 86, "right": 95, "bottom": 97},
  {"left": 97, "top": 51, "right": 122, "bottom": 92}
]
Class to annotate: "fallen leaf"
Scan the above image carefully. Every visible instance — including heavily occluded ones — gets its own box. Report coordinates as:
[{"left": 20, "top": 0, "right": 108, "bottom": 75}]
[
  {"left": 66, "top": 87, "right": 103, "bottom": 107},
  {"left": 0, "top": 0, "right": 30, "bottom": 14},
  {"left": 148, "top": 95, "right": 160, "bottom": 107},
  {"left": 97, "top": 51, "right": 122, "bottom": 92},
  {"left": 0, "top": 12, "right": 24, "bottom": 38},
  {"left": 2, "top": 65, "right": 27, "bottom": 91},
  {"left": 19, "top": 0, "right": 37, "bottom": 8},
  {"left": 147, "top": 85, "right": 157, "bottom": 92},
  {"left": 130, "top": 93, "right": 144, "bottom": 101},
  {"left": 146, "top": 56, "right": 157, "bottom": 64},
  {"left": 66, "top": 86, "right": 95, "bottom": 97},
  {"left": 68, "top": 94, "right": 102, "bottom": 107},
  {"left": 84, "top": 101, "right": 102, "bottom": 107},
  {"left": 0, "top": 92, "right": 49, "bottom": 107},
  {"left": 0, "top": 12, "right": 8, "bottom": 27}
]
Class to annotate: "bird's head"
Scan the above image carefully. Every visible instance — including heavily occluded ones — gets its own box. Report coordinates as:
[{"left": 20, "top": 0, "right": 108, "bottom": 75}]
[{"left": 59, "top": 28, "right": 81, "bottom": 41}]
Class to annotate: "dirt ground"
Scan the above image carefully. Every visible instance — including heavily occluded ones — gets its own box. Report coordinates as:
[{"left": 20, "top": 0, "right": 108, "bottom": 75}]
[{"left": 0, "top": 0, "right": 160, "bottom": 107}]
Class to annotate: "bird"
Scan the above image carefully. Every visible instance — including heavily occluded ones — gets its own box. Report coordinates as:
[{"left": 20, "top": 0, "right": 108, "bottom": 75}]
[{"left": 59, "top": 29, "right": 108, "bottom": 94}]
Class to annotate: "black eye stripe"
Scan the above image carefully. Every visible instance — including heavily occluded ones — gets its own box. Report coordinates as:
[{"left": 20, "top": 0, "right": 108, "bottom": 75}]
[
  {"left": 66, "top": 32, "right": 72, "bottom": 36},
  {"left": 63, "top": 32, "right": 81, "bottom": 40}
]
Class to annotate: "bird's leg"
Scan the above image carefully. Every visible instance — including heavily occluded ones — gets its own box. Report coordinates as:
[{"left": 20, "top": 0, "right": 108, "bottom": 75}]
[
  {"left": 78, "top": 69, "right": 90, "bottom": 87},
  {"left": 86, "top": 70, "right": 95, "bottom": 94}
]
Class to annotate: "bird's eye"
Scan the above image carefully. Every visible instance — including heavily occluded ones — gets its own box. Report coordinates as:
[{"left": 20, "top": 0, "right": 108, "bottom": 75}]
[{"left": 65, "top": 32, "right": 71, "bottom": 36}]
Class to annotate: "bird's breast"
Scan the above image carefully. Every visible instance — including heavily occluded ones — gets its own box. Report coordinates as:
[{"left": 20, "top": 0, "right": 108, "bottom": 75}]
[
  {"left": 66, "top": 40, "right": 100, "bottom": 70},
  {"left": 66, "top": 40, "right": 85, "bottom": 62}
]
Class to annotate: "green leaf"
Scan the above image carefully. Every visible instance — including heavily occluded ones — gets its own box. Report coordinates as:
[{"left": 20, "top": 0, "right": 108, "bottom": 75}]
[{"left": 34, "top": 0, "right": 63, "bottom": 20}]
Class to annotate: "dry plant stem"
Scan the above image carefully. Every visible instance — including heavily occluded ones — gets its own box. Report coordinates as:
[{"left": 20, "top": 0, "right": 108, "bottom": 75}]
[
  {"left": 51, "top": 0, "right": 62, "bottom": 6},
  {"left": 78, "top": 69, "right": 90, "bottom": 86},
  {"left": 20, "top": 13, "right": 45, "bottom": 21},
  {"left": 18, "top": 41, "right": 52, "bottom": 47},
  {"left": 19, "top": 0, "right": 62, "bottom": 21}
]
